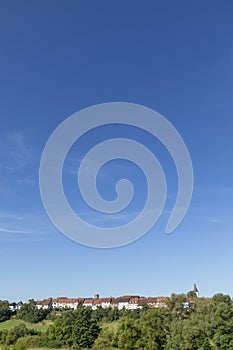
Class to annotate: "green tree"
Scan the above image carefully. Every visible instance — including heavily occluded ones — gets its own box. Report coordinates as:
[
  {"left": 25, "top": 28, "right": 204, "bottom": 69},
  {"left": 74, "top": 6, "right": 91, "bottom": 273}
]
[
  {"left": 164, "top": 295, "right": 233, "bottom": 350},
  {"left": 72, "top": 308, "right": 101, "bottom": 349},
  {"left": 47, "top": 310, "right": 75, "bottom": 347},
  {"left": 139, "top": 308, "right": 166, "bottom": 350},
  {"left": 3, "top": 324, "right": 39, "bottom": 346},
  {"left": 187, "top": 290, "right": 198, "bottom": 299},
  {"left": 0, "top": 300, "right": 11, "bottom": 322},
  {"left": 113, "top": 317, "right": 141, "bottom": 349},
  {"left": 17, "top": 300, "right": 49, "bottom": 323},
  {"left": 93, "top": 327, "right": 115, "bottom": 349},
  {"left": 48, "top": 307, "right": 100, "bottom": 348}
]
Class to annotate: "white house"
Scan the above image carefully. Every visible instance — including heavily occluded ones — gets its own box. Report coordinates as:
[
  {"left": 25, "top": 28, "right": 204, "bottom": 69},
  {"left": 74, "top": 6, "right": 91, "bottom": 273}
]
[
  {"left": 155, "top": 297, "right": 168, "bottom": 308},
  {"left": 116, "top": 297, "right": 130, "bottom": 310},
  {"left": 9, "top": 301, "right": 23, "bottom": 312},
  {"left": 100, "top": 297, "right": 113, "bottom": 309},
  {"left": 128, "top": 297, "right": 140, "bottom": 310},
  {"left": 36, "top": 298, "right": 53, "bottom": 310},
  {"left": 91, "top": 297, "right": 113, "bottom": 310},
  {"left": 52, "top": 297, "right": 83, "bottom": 310}
]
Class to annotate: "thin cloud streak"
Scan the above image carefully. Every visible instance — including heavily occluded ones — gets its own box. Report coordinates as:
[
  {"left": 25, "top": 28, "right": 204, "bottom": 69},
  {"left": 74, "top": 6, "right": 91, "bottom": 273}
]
[
  {"left": 208, "top": 218, "right": 233, "bottom": 225},
  {"left": 0, "top": 131, "right": 33, "bottom": 172},
  {"left": 0, "top": 227, "right": 46, "bottom": 235},
  {"left": 0, "top": 212, "right": 56, "bottom": 236}
]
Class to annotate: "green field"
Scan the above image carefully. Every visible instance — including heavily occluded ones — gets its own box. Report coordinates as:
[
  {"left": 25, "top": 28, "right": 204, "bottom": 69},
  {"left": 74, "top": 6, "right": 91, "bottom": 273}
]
[
  {"left": 100, "top": 320, "right": 118, "bottom": 331},
  {"left": 0, "top": 319, "right": 52, "bottom": 332}
]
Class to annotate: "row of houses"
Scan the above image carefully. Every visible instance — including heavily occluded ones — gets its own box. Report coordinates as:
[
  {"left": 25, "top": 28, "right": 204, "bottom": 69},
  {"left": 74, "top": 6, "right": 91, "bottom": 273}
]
[
  {"left": 35, "top": 295, "right": 169, "bottom": 311},
  {"left": 9, "top": 285, "right": 199, "bottom": 312}
]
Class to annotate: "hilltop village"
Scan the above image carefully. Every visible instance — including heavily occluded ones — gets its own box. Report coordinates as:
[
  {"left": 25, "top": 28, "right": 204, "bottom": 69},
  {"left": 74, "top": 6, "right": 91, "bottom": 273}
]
[
  {"left": 9, "top": 284, "right": 199, "bottom": 312},
  {"left": 2, "top": 285, "right": 233, "bottom": 349}
]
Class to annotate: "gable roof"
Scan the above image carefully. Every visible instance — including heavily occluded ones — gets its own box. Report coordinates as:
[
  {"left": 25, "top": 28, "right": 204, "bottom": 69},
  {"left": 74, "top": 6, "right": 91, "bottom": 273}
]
[
  {"left": 36, "top": 298, "right": 52, "bottom": 306},
  {"left": 83, "top": 298, "right": 93, "bottom": 304}
]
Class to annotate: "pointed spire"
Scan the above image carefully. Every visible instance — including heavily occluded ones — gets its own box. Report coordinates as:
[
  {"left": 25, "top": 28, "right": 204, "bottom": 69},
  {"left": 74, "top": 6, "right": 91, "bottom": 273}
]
[
  {"left": 194, "top": 283, "right": 198, "bottom": 292},
  {"left": 193, "top": 283, "right": 199, "bottom": 297}
]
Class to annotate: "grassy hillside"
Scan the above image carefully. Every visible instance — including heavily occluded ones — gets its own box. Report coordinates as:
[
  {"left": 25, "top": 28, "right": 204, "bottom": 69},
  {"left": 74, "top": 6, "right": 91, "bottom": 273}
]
[{"left": 0, "top": 319, "right": 52, "bottom": 332}]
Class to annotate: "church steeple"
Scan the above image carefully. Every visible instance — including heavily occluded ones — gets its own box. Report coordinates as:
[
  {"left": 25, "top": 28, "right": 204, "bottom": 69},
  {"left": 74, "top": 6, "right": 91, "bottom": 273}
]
[{"left": 193, "top": 283, "right": 199, "bottom": 297}]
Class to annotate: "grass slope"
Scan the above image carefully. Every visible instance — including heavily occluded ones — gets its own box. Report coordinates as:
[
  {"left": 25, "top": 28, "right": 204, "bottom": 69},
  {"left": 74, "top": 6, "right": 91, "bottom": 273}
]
[{"left": 0, "top": 319, "right": 51, "bottom": 332}]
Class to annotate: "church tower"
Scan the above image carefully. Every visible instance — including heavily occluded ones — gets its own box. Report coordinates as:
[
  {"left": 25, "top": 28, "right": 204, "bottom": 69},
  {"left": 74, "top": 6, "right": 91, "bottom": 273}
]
[{"left": 193, "top": 283, "right": 199, "bottom": 297}]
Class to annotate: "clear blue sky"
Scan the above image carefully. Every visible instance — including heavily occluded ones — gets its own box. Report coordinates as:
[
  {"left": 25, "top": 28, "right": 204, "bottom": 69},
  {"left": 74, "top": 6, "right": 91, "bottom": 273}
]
[{"left": 0, "top": 0, "right": 233, "bottom": 302}]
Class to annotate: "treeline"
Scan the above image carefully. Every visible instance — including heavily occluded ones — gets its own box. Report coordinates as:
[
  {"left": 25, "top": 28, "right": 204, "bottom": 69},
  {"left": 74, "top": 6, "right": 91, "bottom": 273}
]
[
  {"left": 94, "top": 293, "right": 233, "bottom": 349},
  {"left": 0, "top": 323, "right": 40, "bottom": 348},
  {"left": 1, "top": 293, "right": 233, "bottom": 349},
  {"left": 0, "top": 300, "right": 49, "bottom": 324}
]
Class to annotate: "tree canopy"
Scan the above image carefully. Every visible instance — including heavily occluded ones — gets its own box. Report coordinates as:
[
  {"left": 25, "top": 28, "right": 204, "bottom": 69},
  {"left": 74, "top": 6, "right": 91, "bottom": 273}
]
[{"left": 1, "top": 293, "right": 233, "bottom": 349}]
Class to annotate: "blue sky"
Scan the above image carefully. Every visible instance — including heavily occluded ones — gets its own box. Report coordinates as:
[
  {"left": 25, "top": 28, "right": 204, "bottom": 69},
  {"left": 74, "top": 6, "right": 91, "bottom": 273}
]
[{"left": 0, "top": 0, "right": 233, "bottom": 301}]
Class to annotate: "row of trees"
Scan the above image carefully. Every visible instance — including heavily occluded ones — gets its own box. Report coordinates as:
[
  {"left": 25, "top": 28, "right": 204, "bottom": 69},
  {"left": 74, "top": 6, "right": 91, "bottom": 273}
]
[
  {"left": 0, "top": 299, "right": 50, "bottom": 324},
  {"left": 1, "top": 293, "right": 233, "bottom": 349},
  {"left": 16, "top": 300, "right": 50, "bottom": 323},
  {"left": 0, "top": 323, "right": 40, "bottom": 346},
  {"left": 0, "top": 308, "right": 100, "bottom": 350},
  {"left": 97, "top": 293, "right": 233, "bottom": 350}
]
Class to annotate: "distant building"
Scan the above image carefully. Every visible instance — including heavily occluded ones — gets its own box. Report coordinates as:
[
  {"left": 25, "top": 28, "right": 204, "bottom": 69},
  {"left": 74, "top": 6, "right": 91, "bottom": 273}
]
[
  {"left": 20, "top": 294, "right": 171, "bottom": 312},
  {"left": 83, "top": 298, "right": 93, "bottom": 308},
  {"left": 193, "top": 284, "right": 199, "bottom": 298},
  {"left": 112, "top": 297, "right": 129, "bottom": 310},
  {"left": 9, "top": 302, "right": 16, "bottom": 312},
  {"left": 9, "top": 301, "right": 23, "bottom": 312},
  {"left": 36, "top": 298, "right": 53, "bottom": 310},
  {"left": 51, "top": 297, "right": 84, "bottom": 310},
  {"left": 156, "top": 296, "right": 169, "bottom": 307},
  {"left": 92, "top": 297, "right": 113, "bottom": 310},
  {"left": 128, "top": 297, "right": 140, "bottom": 310}
]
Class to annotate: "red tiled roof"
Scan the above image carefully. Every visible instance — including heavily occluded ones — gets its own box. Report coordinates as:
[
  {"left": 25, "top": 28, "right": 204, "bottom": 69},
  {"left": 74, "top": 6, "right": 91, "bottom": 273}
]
[
  {"left": 83, "top": 298, "right": 93, "bottom": 304},
  {"left": 55, "top": 298, "right": 70, "bottom": 303},
  {"left": 100, "top": 297, "right": 113, "bottom": 303},
  {"left": 92, "top": 297, "right": 113, "bottom": 305},
  {"left": 36, "top": 298, "right": 52, "bottom": 306},
  {"left": 147, "top": 297, "right": 158, "bottom": 303},
  {"left": 156, "top": 297, "right": 169, "bottom": 302},
  {"left": 37, "top": 295, "right": 170, "bottom": 307},
  {"left": 137, "top": 298, "right": 148, "bottom": 306},
  {"left": 53, "top": 297, "right": 84, "bottom": 304}
]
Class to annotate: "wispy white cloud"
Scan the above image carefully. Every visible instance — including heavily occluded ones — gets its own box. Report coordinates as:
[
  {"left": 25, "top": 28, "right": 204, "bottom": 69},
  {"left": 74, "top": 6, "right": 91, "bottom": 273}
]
[
  {"left": 0, "top": 131, "right": 32, "bottom": 172},
  {"left": 15, "top": 178, "right": 35, "bottom": 185},
  {"left": 0, "top": 211, "right": 55, "bottom": 238},
  {"left": 0, "top": 131, "right": 36, "bottom": 204},
  {"left": 0, "top": 227, "right": 46, "bottom": 235},
  {"left": 208, "top": 217, "right": 233, "bottom": 225},
  {"left": 0, "top": 212, "right": 23, "bottom": 220}
]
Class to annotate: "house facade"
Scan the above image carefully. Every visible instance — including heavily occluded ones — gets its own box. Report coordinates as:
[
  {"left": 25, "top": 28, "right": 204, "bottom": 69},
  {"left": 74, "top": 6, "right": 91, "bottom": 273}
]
[
  {"left": 34, "top": 295, "right": 169, "bottom": 311},
  {"left": 36, "top": 298, "right": 53, "bottom": 310},
  {"left": 51, "top": 297, "right": 84, "bottom": 310},
  {"left": 9, "top": 301, "right": 23, "bottom": 312}
]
